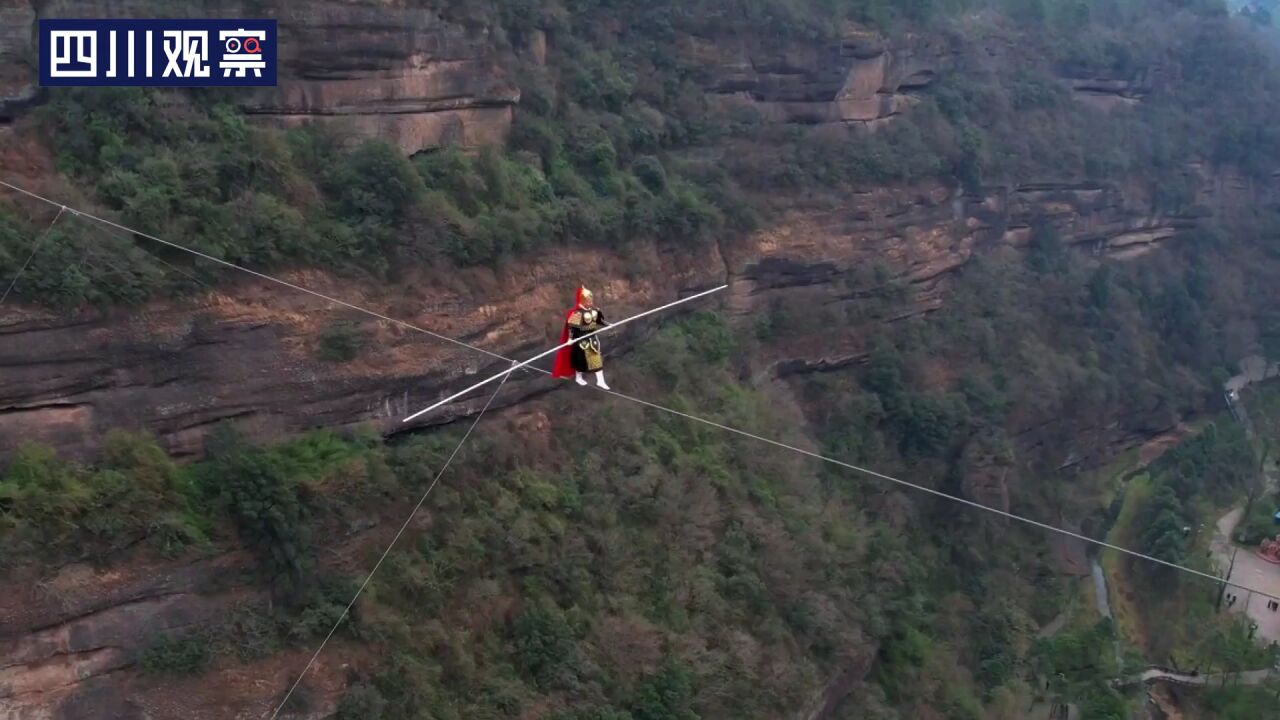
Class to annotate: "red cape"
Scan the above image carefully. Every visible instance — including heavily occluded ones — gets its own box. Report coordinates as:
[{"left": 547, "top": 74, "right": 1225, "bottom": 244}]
[{"left": 551, "top": 286, "right": 586, "bottom": 378}]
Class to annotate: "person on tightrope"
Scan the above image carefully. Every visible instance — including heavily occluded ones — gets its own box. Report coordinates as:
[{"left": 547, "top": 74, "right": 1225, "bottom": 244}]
[{"left": 551, "top": 285, "right": 610, "bottom": 390}]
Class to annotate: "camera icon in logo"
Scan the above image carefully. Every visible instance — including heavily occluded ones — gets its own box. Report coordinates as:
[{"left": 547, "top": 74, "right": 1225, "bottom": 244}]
[
  {"left": 218, "top": 28, "right": 266, "bottom": 78},
  {"left": 223, "top": 35, "right": 261, "bottom": 55}
]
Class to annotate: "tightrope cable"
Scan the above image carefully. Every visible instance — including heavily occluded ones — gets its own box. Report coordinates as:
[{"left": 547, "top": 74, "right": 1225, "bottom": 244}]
[
  {"left": 587, "top": 386, "right": 1280, "bottom": 599},
  {"left": 268, "top": 364, "right": 516, "bottom": 719},
  {"left": 401, "top": 285, "right": 727, "bottom": 422},
  {"left": 3, "top": 178, "right": 1275, "bottom": 610}
]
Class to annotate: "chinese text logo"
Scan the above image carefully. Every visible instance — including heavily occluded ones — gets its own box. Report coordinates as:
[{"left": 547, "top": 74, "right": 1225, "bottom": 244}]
[{"left": 40, "top": 19, "right": 277, "bottom": 87}]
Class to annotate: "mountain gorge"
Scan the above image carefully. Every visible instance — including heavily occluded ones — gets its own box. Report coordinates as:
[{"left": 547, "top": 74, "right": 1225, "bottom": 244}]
[{"left": 1, "top": 0, "right": 1280, "bottom": 718}]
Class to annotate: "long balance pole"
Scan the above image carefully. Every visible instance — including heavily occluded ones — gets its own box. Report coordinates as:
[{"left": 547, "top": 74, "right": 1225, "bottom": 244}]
[{"left": 401, "top": 284, "right": 728, "bottom": 423}]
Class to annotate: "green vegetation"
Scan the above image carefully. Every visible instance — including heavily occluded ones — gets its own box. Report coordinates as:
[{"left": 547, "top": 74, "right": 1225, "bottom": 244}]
[
  {"left": 140, "top": 592, "right": 362, "bottom": 679},
  {"left": 1154, "top": 421, "right": 1255, "bottom": 503},
  {"left": 0, "top": 281, "right": 1232, "bottom": 715},
  {"left": 0, "top": 431, "right": 206, "bottom": 565},
  {"left": 1236, "top": 490, "right": 1279, "bottom": 545},
  {"left": 1117, "top": 421, "right": 1255, "bottom": 575},
  {"left": 316, "top": 320, "right": 368, "bottom": 363},
  {"left": 2, "top": 292, "right": 1274, "bottom": 716},
  {"left": 1190, "top": 617, "right": 1280, "bottom": 676},
  {"left": 1030, "top": 621, "right": 1128, "bottom": 719},
  {"left": 1106, "top": 422, "right": 1262, "bottom": 659},
  {"left": 1, "top": 0, "right": 1273, "bottom": 310},
  {"left": 1201, "top": 682, "right": 1280, "bottom": 720},
  {"left": 4, "top": 0, "right": 1280, "bottom": 716},
  {"left": 0, "top": 312, "right": 1030, "bottom": 716},
  {"left": 140, "top": 631, "right": 214, "bottom": 676},
  {"left": 0, "top": 426, "right": 381, "bottom": 608}
]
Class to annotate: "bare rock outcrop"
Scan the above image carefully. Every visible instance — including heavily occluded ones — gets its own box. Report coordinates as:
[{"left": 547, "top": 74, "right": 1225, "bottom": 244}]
[
  {"left": 0, "top": 551, "right": 265, "bottom": 719},
  {"left": 1059, "top": 56, "right": 1180, "bottom": 112},
  {"left": 237, "top": 3, "right": 519, "bottom": 154},
  {"left": 1068, "top": 76, "right": 1151, "bottom": 111},
  {"left": 737, "top": 177, "right": 1206, "bottom": 374},
  {"left": 958, "top": 430, "right": 1015, "bottom": 513},
  {"left": 696, "top": 26, "right": 952, "bottom": 126}
]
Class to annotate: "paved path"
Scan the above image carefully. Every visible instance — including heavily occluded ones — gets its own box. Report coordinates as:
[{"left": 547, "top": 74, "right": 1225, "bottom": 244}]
[
  {"left": 1036, "top": 609, "right": 1071, "bottom": 639},
  {"left": 1117, "top": 666, "right": 1278, "bottom": 688}
]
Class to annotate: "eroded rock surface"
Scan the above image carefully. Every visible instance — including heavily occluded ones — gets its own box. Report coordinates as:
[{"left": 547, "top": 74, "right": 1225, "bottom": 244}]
[
  {"left": 0, "top": 169, "right": 1241, "bottom": 464},
  {"left": 696, "top": 26, "right": 952, "bottom": 126}
]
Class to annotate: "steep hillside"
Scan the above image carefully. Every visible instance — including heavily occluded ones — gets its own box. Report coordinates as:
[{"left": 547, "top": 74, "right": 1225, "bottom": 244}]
[{"left": 1, "top": 0, "right": 1280, "bottom": 719}]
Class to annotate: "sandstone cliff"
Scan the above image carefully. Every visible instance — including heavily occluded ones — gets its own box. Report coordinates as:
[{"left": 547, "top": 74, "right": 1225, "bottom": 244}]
[
  {"left": 0, "top": 175, "right": 1219, "bottom": 465},
  {"left": 695, "top": 26, "right": 950, "bottom": 126},
  {"left": 0, "top": 3, "right": 964, "bottom": 143}
]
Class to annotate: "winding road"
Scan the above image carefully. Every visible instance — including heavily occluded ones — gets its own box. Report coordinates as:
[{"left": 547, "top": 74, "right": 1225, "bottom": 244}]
[{"left": 1117, "top": 666, "right": 1278, "bottom": 688}]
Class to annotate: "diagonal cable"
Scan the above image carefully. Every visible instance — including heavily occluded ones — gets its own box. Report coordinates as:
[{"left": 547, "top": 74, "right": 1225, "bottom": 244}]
[
  {"left": 586, "top": 385, "right": 1278, "bottom": 599},
  {"left": 0, "top": 205, "right": 66, "bottom": 306},
  {"left": 269, "top": 363, "right": 516, "bottom": 719}
]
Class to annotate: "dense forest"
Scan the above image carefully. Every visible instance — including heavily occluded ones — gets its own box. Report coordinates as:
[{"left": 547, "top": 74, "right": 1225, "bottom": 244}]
[{"left": 2, "top": 0, "right": 1280, "bottom": 718}]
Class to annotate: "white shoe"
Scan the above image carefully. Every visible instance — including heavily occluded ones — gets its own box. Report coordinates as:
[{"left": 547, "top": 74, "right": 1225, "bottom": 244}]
[
  {"left": 575, "top": 372, "right": 588, "bottom": 386},
  {"left": 595, "top": 371, "right": 610, "bottom": 391}
]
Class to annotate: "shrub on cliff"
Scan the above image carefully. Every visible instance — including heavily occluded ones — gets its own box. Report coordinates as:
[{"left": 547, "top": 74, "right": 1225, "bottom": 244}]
[
  {"left": 336, "top": 684, "right": 388, "bottom": 720},
  {"left": 209, "top": 448, "right": 314, "bottom": 582},
  {"left": 140, "top": 631, "right": 213, "bottom": 676},
  {"left": 316, "top": 321, "right": 368, "bottom": 363},
  {"left": 188, "top": 428, "right": 376, "bottom": 603},
  {"left": 0, "top": 432, "right": 204, "bottom": 564},
  {"left": 1155, "top": 420, "right": 1254, "bottom": 500}
]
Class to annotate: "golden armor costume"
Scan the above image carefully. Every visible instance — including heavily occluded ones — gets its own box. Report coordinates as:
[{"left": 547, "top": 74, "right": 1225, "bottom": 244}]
[
  {"left": 552, "top": 286, "right": 610, "bottom": 390},
  {"left": 567, "top": 304, "right": 606, "bottom": 372}
]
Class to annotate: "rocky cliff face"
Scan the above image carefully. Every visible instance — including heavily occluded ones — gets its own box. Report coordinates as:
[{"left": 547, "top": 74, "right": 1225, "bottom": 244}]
[
  {"left": 237, "top": 2, "right": 519, "bottom": 154},
  {"left": 1, "top": 2, "right": 1161, "bottom": 148},
  {"left": 0, "top": 533, "right": 391, "bottom": 719},
  {"left": 695, "top": 26, "right": 950, "bottom": 126},
  {"left": 0, "top": 549, "right": 277, "bottom": 720},
  {"left": 737, "top": 178, "right": 1204, "bottom": 371},
  {"left": 0, "top": 2, "right": 1214, "bottom": 464},
  {"left": 3, "top": 6, "right": 951, "bottom": 137},
  {"left": 0, "top": 173, "right": 1219, "bottom": 466},
  {"left": 0, "top": 0, "right": 519, "bottom": 154}
]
